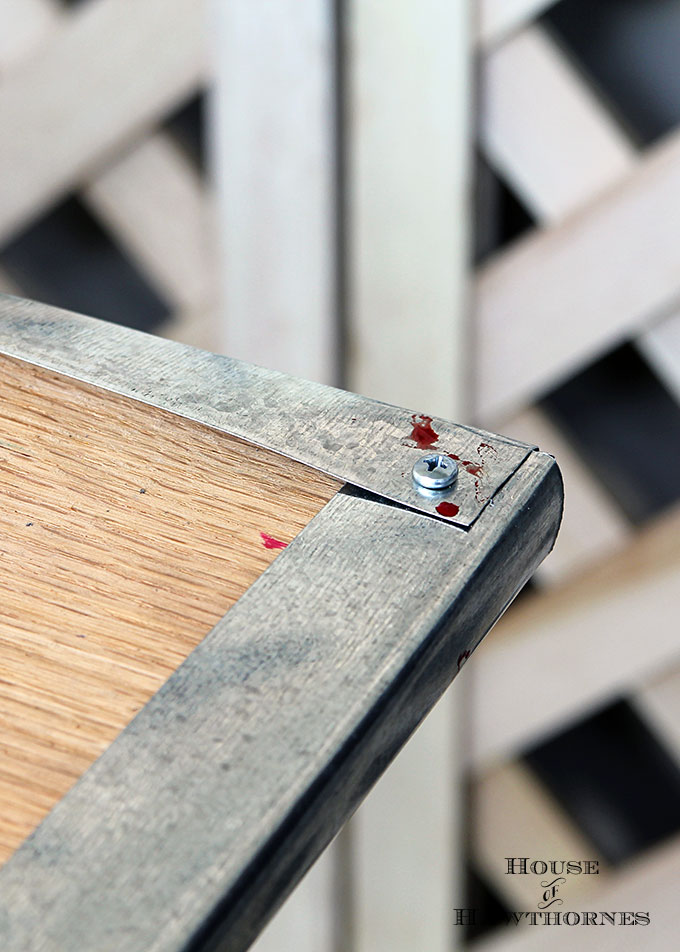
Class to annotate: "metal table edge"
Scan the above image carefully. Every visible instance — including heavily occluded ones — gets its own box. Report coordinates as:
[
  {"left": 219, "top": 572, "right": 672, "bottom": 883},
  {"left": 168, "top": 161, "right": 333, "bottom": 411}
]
[{"left": 0, "top": 449, "right": 563, "bottom": 952}]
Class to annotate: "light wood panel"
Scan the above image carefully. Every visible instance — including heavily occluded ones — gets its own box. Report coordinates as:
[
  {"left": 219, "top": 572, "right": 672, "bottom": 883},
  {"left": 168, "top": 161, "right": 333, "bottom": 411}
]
[
  {"left": 476, "top": 835, "right": 680, "bottom": 951},
  {"left": 213, "top": 0, "right": 336, "bottom": 385},
  {"left": 347, "top": 0, "right": 469, "bottom": 417},
  {"left": 0, "top": 355, "right": 340, "bottom": 863},
  {"left": 251, "top": 848, "right": 337, "bottom": 952},
  {"left": 638, "top": 309, "right": 680, "bottom": 403},
  {"left": 481, "top": 25, "right": 635, "bottom": 223},
  {"left": 477, "top": 0, "right": 557, "bottom": 47},
  {"left": 469, "top": 506, "right": 680, "bottom": 767},
  {"left": 473, "top": 761, "right": 608, "bottom": 908},
  {"left": 83, "top": 132, "right": 217, "bottom": 319},
  {"left": 477, "top": 16, "right": 640, "bottom": 592},
  {"left": 159, "top": 306, "right": 221, "bottom": 353},
  {"left": 0, "top": 0, "right": 218, "bottom": 354},
  {"left": 0, "top": 0, "right": 206, "bottom": 245},
  {"left": 354, "top": 693, "right": 465, "bottom": 952},
  {"left": 634, "top": 665, "right": 680, "bottom": 763},
  {"left": 476, "top": 128, "right": 680, "bottom": 419},
  {"left": 0, "top": 0, "right": 59, "bottom": 71},
  {"left": 499, "top": 407, "right": 630, "bottom": 585}
]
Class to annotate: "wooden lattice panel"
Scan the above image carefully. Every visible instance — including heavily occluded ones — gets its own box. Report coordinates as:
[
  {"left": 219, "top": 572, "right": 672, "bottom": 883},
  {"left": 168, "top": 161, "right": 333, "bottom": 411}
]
[
  {"left": 472, "top": 3, "right": 680, "bottom": 944},
  {"left": 0, "top": 0, "right": 216, "bottom": 350}
]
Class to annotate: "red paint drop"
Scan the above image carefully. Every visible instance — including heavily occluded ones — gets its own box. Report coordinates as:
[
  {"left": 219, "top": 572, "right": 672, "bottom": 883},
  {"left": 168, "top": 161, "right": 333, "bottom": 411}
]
[
  {"left": 457, "top": 649, "right": 471, "bottom": 670},
  {"left": 260, "top": 532, "right": 288, "bottom": 550},
  {"left": 436, "top": 501, "right": 460, "bottom": 518},
  {"left": 409, "top": 414, "right": 439, "bottom": 449},
  {"left": 448, "top": 452, "right": 482, "bottom": 478}
]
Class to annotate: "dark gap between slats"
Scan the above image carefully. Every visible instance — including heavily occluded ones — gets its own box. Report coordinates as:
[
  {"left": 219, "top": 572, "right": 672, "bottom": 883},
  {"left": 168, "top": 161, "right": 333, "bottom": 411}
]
[
  {"left": 544, "top": 0, "right": 680, "bottom": 146},
  {"left": 474, "top": 152, "right": 536, "bottom": 265},
  {"left": 0, "top": 195, "right": 171, "bottom": 333},
  {"left": 524, "top": 698, "right": 680, "bottom": 866},
  {"left": 464, "top": 864, "right": 511, "bottom": 943},
  {"left": 541, "top": 342, "right": 680, "bottom": 525},
  {"left": 164, "top": 93, "right": 207, "bottom": 177}
]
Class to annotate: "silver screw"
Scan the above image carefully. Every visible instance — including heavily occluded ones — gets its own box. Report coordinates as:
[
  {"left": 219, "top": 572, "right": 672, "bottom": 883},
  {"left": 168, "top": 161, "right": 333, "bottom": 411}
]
[{"left": 412, "top": 453, "right": 458, "bottom": 491}]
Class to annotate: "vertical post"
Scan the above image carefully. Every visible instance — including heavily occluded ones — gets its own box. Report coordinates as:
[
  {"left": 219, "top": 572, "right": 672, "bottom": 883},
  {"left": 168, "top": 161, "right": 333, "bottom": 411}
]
[
  {"left": 211, "top": 2, "right": 341, "bottom": 950},
  {"left": 211, "top": 0, "right": 337, "bottom": 384},
  {"left": 346, "top": 2, "right": 471, "bottom": 951},
  {"left": 346, "top": 0, "right": 470, "bottom": 417}
]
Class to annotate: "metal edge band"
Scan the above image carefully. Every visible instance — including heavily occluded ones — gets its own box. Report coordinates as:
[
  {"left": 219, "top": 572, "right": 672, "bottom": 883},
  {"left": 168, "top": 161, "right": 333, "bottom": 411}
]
[
  {"left": 0, "top": 451, "right": 563, "bottom": 952},
  {"left": 0, "top": 293, "right": 533, "bottom": 527}
]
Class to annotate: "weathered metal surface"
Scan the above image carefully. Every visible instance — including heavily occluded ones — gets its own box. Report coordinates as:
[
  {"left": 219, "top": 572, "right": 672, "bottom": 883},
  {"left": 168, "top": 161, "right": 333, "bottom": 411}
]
[
  {"left": 0, "top": 451, "right": 562, "bottom": 952},
  {"left": 0, "top": 294, "right": 532, "bottom": 527}
]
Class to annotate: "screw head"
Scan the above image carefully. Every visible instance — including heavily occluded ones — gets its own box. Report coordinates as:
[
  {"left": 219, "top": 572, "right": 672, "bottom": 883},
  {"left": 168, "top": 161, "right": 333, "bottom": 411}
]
[{"left": 412, "top": 453, "right": 458, "bottom": 491}]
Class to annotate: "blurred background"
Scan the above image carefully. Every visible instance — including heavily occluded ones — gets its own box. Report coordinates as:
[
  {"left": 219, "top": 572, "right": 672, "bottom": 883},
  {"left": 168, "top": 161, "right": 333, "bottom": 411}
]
[{"left": 1, "top": 0, "right": 679, "bottom": 949}]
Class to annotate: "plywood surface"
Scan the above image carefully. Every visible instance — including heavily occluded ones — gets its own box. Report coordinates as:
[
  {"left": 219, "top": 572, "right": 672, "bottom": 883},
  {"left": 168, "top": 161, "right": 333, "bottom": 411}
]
[{"left": 0, "top": 355, "right": 340, "bottom": 863}]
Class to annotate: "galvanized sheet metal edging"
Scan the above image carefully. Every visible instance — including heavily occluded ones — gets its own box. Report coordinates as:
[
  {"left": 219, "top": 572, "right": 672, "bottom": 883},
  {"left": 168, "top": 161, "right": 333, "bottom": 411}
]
[{"left": 0, "top": 294, "right": 533, "bottom": 528}]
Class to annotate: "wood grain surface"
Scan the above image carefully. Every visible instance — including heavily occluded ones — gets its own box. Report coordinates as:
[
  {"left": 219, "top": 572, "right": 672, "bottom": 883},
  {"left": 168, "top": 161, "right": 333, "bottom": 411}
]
[{"left": 0, "top": 355, "right": 340, "bottom": 864}]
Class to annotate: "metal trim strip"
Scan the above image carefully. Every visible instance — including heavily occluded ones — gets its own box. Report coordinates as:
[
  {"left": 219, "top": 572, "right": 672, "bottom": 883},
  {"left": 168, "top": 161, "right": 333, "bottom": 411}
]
[{"left": 0, "top": 294, "right": 533, "bottom": 527}]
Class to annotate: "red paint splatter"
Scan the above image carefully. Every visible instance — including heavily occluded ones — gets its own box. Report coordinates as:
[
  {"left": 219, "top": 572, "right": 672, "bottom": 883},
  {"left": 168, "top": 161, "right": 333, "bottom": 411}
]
[
  {"left": 478, "top": 441, "right": 497, "bottom": 455},
  {"left": 260, "top": 532, "right": 288, "bottom": 550},
  {"left": 472, "top": 443, "right": 497, "bottom": 502},
  {"left": 408, "top": 414, "right": 439, "bottom": 449},
  {"left": 448, "top": 453, "right": 482, "bottom": 478},
  {"left": 447, "top": 441, "right": 499, "bottom": 502},
  {"left": 457, "top": 650, "right": 471, "bottom": 670},
  {"left": 436, "top": 501, "right": 460, "bottom": 518}
]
